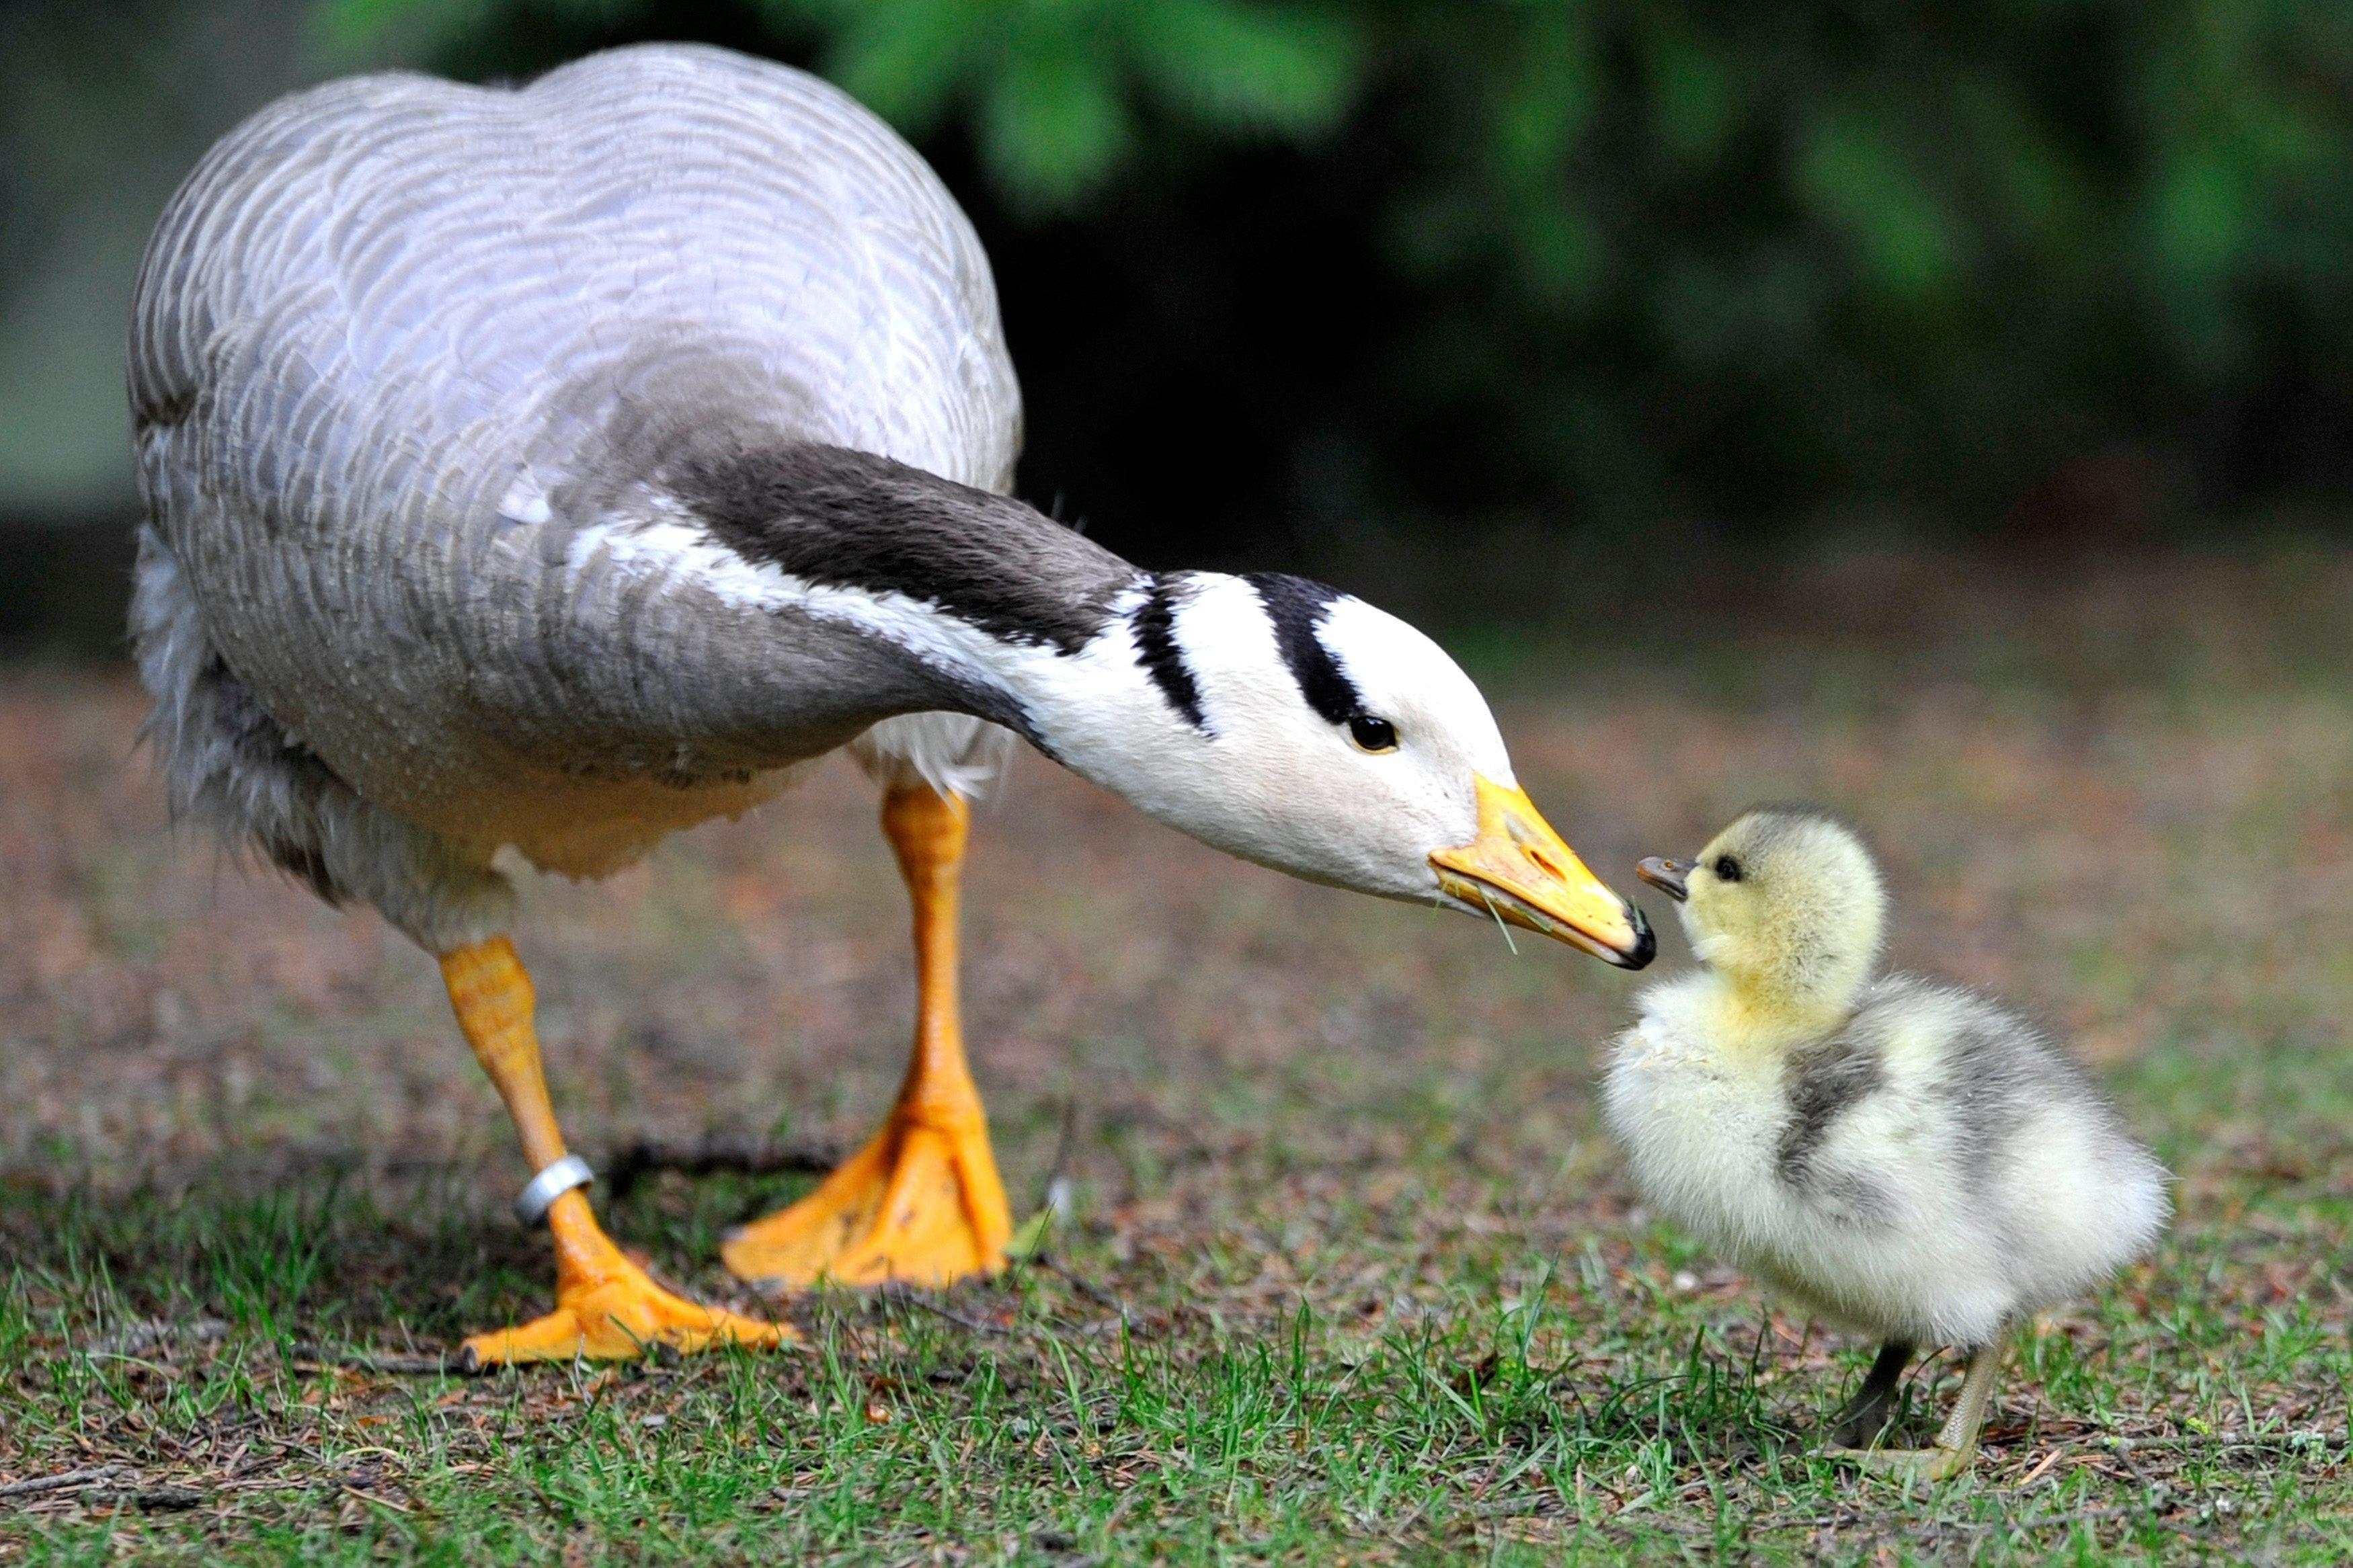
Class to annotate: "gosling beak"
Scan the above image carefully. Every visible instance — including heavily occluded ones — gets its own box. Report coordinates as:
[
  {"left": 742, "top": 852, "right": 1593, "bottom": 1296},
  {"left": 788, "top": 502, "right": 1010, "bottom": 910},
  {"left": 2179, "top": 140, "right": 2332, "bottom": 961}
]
[
  {"left": 1636, "top": 856, "right": 1691, "bottom": 903},
  {"left": 1431, "top": 776, "right": 1655, "bottom": 968}
]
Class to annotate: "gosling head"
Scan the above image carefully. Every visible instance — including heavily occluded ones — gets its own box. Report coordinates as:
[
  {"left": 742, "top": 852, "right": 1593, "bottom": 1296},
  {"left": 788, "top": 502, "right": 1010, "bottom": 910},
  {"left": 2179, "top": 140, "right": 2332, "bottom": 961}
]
[{"left": 1636, "top": 808, "right": 1886, "bottom": 1020}]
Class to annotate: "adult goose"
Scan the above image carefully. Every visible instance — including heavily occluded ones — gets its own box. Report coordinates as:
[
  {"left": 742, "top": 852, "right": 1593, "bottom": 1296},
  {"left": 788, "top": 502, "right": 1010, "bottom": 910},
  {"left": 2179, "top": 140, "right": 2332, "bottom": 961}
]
[{"left": 129, "top": 43, "right": 1653, "bottom": 1364}]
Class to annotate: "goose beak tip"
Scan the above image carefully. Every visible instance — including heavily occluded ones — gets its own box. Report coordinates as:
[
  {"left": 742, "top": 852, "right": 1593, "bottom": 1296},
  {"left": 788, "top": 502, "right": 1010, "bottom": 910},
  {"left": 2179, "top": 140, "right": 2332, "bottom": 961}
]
[{"left": 1431, "top": 776, "right": 1654, "bottom": 969}]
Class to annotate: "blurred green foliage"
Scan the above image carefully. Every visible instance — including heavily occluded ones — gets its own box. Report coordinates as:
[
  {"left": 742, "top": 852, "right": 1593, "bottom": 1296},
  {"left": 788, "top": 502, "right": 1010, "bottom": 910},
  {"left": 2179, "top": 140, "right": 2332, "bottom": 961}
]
[
  {"left": 317, "top": 0, "right": 2353, "bottom": 527},
  {"left": 323, "top": 0, "right": 1363, "bottom": 205}
]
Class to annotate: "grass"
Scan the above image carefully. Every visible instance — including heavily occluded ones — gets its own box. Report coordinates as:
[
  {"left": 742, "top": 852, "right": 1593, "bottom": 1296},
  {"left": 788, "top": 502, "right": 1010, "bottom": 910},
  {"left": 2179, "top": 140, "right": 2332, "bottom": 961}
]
[{"left": 3, "top": 543, "right": 2352, "bottom": 1563}]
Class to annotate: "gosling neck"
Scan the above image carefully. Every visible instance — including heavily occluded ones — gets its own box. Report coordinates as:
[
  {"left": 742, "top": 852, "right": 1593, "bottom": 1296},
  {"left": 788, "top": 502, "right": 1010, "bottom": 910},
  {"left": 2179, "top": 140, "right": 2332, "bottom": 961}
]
[
  {"left": 1689, "top": 919, "right": 1878, "bottom": 1050},
  {"left": 1705, "top": 963, "right": 1864, "bottom": 1050}
]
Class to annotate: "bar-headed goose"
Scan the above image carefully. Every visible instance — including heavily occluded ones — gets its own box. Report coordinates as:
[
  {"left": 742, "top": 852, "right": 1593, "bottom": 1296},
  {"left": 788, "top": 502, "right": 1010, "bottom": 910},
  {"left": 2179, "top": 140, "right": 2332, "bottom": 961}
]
[
  {"left": 128, "top": 43, "right": 1653, "bottom": 1365},
  {"left": 1603, "top": 809, "right": 2166, "bottom": 1479}
]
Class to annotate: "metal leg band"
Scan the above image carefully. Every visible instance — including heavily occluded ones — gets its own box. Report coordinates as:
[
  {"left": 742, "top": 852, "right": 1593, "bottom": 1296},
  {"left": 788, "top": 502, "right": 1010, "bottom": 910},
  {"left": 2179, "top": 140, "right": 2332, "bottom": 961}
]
[{"left": 514, "top": 1154, "right": 594, "bottom": 1227}]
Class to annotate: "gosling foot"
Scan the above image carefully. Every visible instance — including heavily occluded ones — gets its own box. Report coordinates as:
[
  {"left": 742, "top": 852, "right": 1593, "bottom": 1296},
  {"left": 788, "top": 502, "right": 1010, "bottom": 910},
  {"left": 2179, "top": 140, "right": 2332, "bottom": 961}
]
[{"left": 1829, "top": 1441, "right": 1978, "bottom": 1482}]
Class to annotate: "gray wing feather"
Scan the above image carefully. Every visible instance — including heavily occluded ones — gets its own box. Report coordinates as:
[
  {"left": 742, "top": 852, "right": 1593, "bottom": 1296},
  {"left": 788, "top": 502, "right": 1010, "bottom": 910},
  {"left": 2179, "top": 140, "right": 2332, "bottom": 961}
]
[
  {"left": 130, "top": 46, "right": 1022, "bottom": 880},
  {"left": 135, "top": 48, "right": 1016, "bottom": 493}
]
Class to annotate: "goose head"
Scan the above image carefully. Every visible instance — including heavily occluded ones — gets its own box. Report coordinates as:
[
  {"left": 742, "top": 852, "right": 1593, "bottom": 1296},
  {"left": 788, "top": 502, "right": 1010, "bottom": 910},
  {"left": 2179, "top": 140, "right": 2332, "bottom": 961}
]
[
  {"left": 1032, "top": 572, "right": 1654, "bottom": 968},
  {"left": 1637, "top": 807, "right": 1884, "bottom": 1020}
]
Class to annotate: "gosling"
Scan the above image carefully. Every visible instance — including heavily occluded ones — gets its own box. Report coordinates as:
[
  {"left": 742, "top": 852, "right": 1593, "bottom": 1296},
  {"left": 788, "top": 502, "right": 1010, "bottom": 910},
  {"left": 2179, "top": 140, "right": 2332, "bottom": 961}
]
[{"left": 1603, "top": 808, "right": 2168, "bottom": 1480}]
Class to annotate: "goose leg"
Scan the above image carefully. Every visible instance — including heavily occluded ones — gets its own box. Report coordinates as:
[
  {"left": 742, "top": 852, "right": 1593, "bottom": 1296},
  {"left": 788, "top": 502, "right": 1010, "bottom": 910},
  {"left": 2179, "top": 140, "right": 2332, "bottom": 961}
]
[
  {"left": 721, "top": 784, "right": 1012, "bottom": 1290},
  {"left": 442, "top": 938, "right": 792, "bottom": 1364},
  {"left": 1833, "top": 1339, "right": 2003, "bottom": 1481}
]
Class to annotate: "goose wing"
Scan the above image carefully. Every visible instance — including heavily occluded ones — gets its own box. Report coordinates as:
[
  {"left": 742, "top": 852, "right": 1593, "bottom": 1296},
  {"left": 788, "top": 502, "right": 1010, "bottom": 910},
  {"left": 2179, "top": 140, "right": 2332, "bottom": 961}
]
[{"left": 130, "top": 44, "right": 1023, "bottom": 827}]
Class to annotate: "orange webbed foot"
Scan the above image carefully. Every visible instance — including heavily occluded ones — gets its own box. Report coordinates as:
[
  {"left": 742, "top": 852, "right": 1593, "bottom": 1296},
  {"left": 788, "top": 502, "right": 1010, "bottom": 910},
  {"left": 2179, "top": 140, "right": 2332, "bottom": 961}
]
[
  {"left": 720, "top": 1105, "right": 1010, "bottom": 1290},
  {"left": 723, "top": 783, "right": 1013, "bottom": 1292},
  {"left": 462, "top": 1191, "right": 794, "bottom": 1366}
]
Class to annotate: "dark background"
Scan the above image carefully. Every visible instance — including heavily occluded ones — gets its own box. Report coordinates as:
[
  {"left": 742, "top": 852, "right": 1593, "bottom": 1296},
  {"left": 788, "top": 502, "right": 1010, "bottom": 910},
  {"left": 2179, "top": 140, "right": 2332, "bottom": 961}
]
[{"left": 7, "top": 0, "right": 2352, "bottom": 655}]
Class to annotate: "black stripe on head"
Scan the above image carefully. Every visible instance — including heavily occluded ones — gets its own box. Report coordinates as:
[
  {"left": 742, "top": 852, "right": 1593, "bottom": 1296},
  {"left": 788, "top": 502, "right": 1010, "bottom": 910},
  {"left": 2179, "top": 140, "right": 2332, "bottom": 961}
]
[
  {"left": 1242, "top": 571, "right": 1361, "bottom": 725},
  {"left": 676, "top": 442, "right": 1136, "bottom": 654},
  {"left": 1131, "top": 573, "right": 1208, "bottom": 731}
]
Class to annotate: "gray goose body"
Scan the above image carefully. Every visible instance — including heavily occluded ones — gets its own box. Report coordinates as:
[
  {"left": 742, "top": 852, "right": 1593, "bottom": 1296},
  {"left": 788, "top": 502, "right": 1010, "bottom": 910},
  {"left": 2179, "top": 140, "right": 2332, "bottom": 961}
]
[{"left": 130, "top": 44, "right": 1096, "bottom": 944}]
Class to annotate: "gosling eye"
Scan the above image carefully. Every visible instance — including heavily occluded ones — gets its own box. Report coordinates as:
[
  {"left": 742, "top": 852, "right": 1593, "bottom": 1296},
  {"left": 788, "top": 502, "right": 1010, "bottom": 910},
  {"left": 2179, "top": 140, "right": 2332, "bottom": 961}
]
[
  {"left": 1713, "top": 854, "right": 1745, "bottom": 882},
  {"left": 1347, "top": 714, "right": 1400, "bottom": 754}
]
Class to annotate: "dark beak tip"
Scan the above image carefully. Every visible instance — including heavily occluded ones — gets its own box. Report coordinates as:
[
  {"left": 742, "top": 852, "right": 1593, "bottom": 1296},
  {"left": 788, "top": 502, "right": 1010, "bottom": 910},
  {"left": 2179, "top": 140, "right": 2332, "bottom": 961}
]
[{"left": 1622, "top": 904, "right": 1657, "bottom": 970}]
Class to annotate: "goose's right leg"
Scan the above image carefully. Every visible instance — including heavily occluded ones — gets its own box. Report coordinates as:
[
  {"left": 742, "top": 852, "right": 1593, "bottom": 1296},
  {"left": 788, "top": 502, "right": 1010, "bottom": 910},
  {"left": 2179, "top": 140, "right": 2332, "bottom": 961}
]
[
  {"left": 441, "top": 938, "right": 792, "bottom": 1365},
  {"left": 719, "top": 784, "right": 1013, "bottom": 1290}
]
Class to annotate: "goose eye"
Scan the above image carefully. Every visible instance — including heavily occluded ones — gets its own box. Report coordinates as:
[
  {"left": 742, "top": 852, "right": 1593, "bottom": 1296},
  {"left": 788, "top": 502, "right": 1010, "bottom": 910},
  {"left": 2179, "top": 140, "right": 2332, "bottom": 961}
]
[
  {"left": 1347, "top": 715, "right": 1399, "bottom": 754},
  {"left": 1713, "top": 855, "right": 1744, "bottom": 882}
]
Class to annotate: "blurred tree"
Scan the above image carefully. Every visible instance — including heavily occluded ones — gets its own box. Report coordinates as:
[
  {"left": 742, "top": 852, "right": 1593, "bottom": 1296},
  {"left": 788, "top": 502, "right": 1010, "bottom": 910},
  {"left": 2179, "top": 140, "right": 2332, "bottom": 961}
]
[{"left": 305, "top": 0, "right": 2353, "bottom": 556}]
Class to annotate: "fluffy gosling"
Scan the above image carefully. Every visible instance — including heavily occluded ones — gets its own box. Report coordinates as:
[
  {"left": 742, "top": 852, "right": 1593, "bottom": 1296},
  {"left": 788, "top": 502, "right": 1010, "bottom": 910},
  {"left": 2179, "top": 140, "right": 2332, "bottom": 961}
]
[{"left": 1603, "top": 808, "right": 2168, "bottom": 1480}]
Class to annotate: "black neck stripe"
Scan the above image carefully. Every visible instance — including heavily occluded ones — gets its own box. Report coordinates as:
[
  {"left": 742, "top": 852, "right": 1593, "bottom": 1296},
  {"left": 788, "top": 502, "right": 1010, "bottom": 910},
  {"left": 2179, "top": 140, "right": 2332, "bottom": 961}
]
[
  {"left": 1242, "top": 571, "right": 1361, "bottom": 725},
  {"left": 1131, "top": 573, "right": 1208, "bottom": 731},
  {"left": 677, "top": 442, "right": 1137, "bottom": 655}
]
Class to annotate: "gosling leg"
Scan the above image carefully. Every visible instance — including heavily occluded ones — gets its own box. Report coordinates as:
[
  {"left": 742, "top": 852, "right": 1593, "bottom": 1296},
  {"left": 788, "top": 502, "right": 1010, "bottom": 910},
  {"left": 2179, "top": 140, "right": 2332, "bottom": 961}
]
[
  {"left": 1830, "top": 1339, "right": 1914, "bottom": 1448},
  {"left": 1835, "top": 1339, "right": 2003, "bottom": 1482}
]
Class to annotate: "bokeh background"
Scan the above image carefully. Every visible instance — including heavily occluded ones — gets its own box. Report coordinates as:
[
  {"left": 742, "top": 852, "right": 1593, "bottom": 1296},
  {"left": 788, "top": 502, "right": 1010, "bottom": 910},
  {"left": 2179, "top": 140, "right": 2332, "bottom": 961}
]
[{"left": 7, "top": 0, "right": 2353, "bottom": 648}]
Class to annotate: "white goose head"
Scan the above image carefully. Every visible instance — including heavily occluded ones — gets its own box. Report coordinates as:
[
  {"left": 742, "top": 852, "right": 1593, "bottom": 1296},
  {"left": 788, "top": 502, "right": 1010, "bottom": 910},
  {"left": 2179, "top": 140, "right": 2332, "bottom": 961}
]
[{"left": 1019, "top": 571, "right": 1654, "bottom": 968}]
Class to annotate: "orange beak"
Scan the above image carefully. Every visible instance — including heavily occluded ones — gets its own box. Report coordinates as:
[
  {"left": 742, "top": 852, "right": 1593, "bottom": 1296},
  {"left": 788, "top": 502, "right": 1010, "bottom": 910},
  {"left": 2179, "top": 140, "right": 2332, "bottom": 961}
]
[{"left": 1429, "top": 776, "right": 1654, "bottom": 968}]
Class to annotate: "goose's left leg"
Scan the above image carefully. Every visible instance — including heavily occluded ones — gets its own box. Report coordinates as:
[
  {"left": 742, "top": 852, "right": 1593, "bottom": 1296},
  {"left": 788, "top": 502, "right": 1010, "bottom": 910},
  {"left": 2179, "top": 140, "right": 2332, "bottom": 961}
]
[
  {"left": 721, "top": 784, "right": 1012, "bottom": 1289},
  {"left": 441, "top": 939, "right": 792, "bottom": 1364}
]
